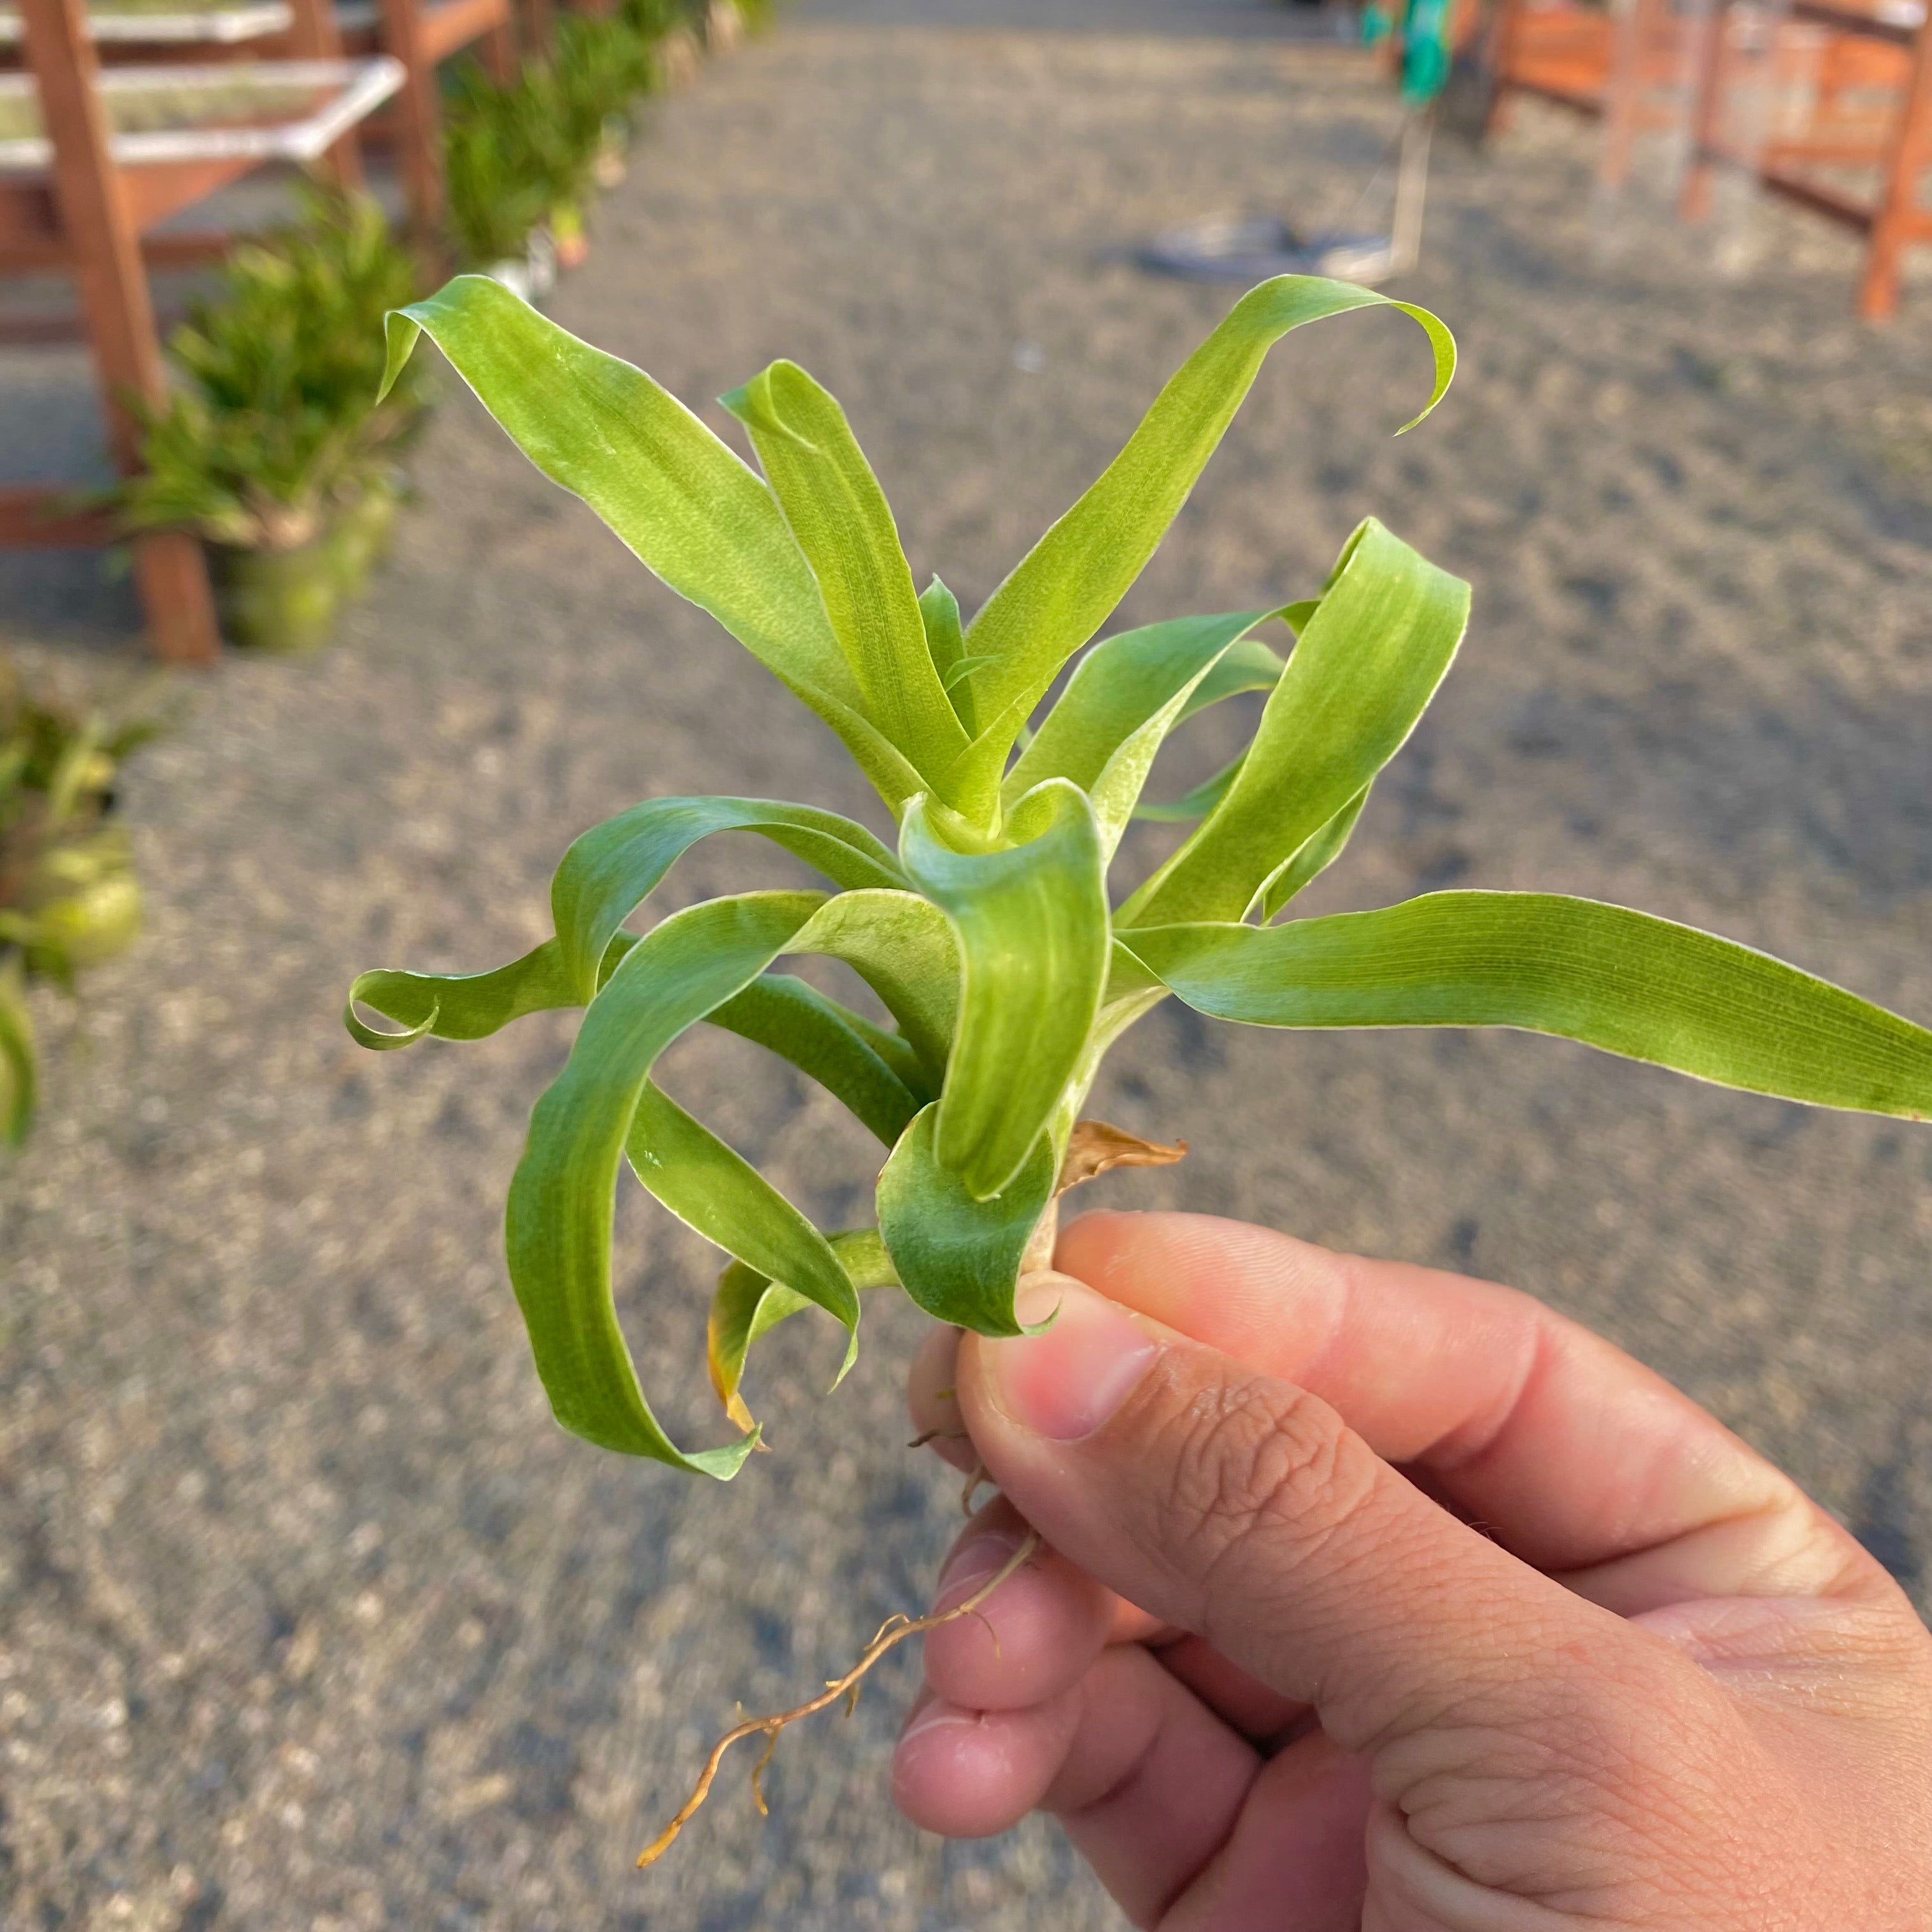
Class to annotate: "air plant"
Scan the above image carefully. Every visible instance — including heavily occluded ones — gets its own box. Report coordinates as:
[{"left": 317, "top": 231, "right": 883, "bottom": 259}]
[{"left": 345, "top": 273, "right": 1932, "bottom": 1859}]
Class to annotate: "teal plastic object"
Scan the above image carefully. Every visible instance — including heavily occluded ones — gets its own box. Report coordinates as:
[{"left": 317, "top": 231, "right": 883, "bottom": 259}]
[
  {"left": 1400, "top": 0, "right": 1454, "bottom": 102},
  {"left": 1361, "top": 0, "right": 1453, "bottom": 103}
]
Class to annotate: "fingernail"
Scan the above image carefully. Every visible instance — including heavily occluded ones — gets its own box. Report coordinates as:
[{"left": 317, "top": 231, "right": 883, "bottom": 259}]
[
  {"left": 898, "top": 1696, "right": 979, "bottom": 1748},
  {"left": 981, "top": 1280, "right": 1158, "bottom": 1441}
]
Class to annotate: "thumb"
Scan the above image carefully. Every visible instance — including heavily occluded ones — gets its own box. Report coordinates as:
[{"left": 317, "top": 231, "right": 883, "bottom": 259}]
[{"left": 957, "top": 1273, "right": 1684, "bottom": 1762}]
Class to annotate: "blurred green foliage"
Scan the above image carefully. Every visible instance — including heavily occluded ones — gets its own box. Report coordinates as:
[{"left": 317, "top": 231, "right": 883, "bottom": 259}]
[
  {"left": 0, "top": 663, "right": 159, "bottom": 1147},
  {"left": 445, "top": 13, "right": 663, "bottom": 268},
  {"left": 121, "top": 186, "right": 427, "bottom": 549}
]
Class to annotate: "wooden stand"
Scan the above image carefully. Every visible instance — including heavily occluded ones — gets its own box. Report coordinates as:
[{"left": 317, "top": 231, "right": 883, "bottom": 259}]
[
  {"left": 1483, "top": 0, "right": 1617, "bottom": 132},
  {"left": 312, "top": 0, "right": 514, "bottom": 243},
  {"left": 1681, "top": 0, "right": 1932, "bottom": 316},
  {"left": 1, "top": 8, "right": 401, "bottom": 658},
  {"left": 8, "top": 0, "right": 219, "bottom": 661},
  {"left": 1485, "top": 0, "right": 1932, "bottom": 311}
]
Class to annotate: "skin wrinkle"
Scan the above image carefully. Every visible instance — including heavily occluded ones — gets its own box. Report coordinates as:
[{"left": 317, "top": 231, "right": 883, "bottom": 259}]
[
  {"left": 1379, "top": 1683, "right": 1696, "bottom": 1904},
  {"left": 1133, "top": 1363, "right": 1377, "bottom": 1641}
]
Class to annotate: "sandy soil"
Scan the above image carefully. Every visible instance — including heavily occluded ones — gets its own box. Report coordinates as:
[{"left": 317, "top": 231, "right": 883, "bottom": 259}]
[{"left": 3, "top": 15, "right": 1931, "bottom": 1930}]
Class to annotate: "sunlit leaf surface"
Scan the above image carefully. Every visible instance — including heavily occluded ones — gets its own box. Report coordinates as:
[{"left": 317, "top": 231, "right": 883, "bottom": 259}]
[{"left": 1123, "top": 894, "right": 1932, "bottom": 1114}]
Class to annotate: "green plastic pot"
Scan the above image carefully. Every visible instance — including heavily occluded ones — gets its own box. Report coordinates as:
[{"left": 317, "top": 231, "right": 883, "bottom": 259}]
[
  {"left": 210, "top": 534, "right": 341, "bottom": 654},
  {"left": 327, "top": 475, "right": 402, "bottom": 599}
]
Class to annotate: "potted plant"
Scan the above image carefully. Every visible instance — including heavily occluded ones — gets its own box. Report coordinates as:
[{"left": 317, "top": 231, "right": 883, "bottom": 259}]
[
  {"left": 343, "top": 275, "right": 1932, "bottom": 1860},
  {"left": 120, "top": 188, "right": 427, "bottom": 652},
  {"left": 0, "top": 658, "right": 156, "bottom": 1147}
]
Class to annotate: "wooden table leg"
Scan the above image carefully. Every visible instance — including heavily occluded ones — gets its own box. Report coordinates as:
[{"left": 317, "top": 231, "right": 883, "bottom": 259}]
[
  {"left": 479, "top": 14, "right": 516, "bottom": 80},
  {"left": 1678, "top": 0, "right": 1729, "bottom": 220},
  {"left": 134, "top": 532, "right": 226, "bottom": 666},
  {"left": 519, "top": 0, "right": 553, "bottom": 62},
  {"left": 1861, "top": 19, "right": 1932, "bottom": 318},
  {"left": 289, "top": 0, "right": 365, "bottom": 190},
  {"left": 1485, "top": 0, "right": 1526, "bottom": 136},
  {"left": 18, "top": 0, "right": 220, "bottom": 662},
  {"left": 1598, "top": 0, "right": 1659, "bottom": 189},
  {"left": 378, "top": 0, "right": 447, "bottom": 243}
]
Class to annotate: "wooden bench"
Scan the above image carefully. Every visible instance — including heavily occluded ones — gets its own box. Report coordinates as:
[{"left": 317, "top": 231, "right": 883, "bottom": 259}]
[{"left": 0, "top": 0, "right": 400, "bottom": 657}]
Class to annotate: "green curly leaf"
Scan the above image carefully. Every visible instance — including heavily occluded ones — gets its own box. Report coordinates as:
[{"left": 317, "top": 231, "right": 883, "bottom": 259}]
[
  {"left": 958, "top": 278, "right": 1455, "bottom": 772},
  {"left": 505, "top": 890, "right": 829, "bottom": 1473},
  {"left": 381, "top": 279, "right": 924, "bottom": 814},
  {"left": 344, "top": 932, "right": 637, "bottom": 1048},
  {"left": 1003, "top": 610, "right": 1282, "bottom": 854},
  {"left": 552, "top": 795, "right": 902, "bottom": 1004},
  {"left": 723, "top": 364, "right": 970, "bottom": 794},
  {"left": 1132, "top": 753, "right": 1246, "bottom": 825},
  {"left": 901, "top": 782, "right": 1108, "bottom": 1199},
  {"left": 1121, "top": 893, "right": 1932, "bottom": 1115},
  {"left": 876, "top": 1105, "right": 1057, "bottom": 1332},
  {"left": 625, "top": 1082, "right": 861, "bottom": 1388},
  {"left": 707, "top": 972, "right": 928, "bottom": 1144},
  {"left": 782, "top": 886, "right": 960, "bottom": 1084},
  {"left": 1122, "top": 519, "right": 1469, "bottom": 927},
  {"left": 1259, "top": 785, "right": 1371, "bottom": 918},
  {"left": 707, "top": 1229, "right": 898, "bottom": 1431}
]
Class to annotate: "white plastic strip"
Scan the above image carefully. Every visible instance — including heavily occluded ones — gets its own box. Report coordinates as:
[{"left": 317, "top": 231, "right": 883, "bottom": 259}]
[
  {"left": 0, "top": 2, "right": 289, "bottom": 43},
  {"left": 0, "top": 55, "right": 402, "bottom": 171}
]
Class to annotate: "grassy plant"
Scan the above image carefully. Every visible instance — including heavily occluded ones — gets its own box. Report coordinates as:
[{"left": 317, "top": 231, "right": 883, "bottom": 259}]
[
  {"left": 0, "top": 660, "right": 157, "bottom": 1147},
  {"left": 617, "top": 0, "right": 690, "bottom": 33},
  {"left": 445, "top": 20, "right": 655, "bottom": 272},
  {"left": 122, "top": 187, "right": 425, "bottom": 548},
  {"left": 551, "top": 12, "right": 659, "bottom": 146},
  {"left": 348, "top": 270, "right": 1932, "bottom": 1488},
  {"left": 443, "top": 65, "right": 550, "bottom": 268}
]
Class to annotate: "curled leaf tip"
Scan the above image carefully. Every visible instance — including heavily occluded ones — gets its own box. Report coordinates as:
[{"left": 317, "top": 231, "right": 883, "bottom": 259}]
[
  {"left": 377, "top": 307, "right": 425, "bottom": 407},
  {"left": 343, "top": 992, "right": 438, "bottom": 1052},
  {"left": 1385, "top": 299, "right": 1457, "bottom": 434}
]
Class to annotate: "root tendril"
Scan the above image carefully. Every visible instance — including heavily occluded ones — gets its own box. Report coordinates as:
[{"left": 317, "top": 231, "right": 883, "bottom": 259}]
[{"left": 636, "top": 1531, "right": 1041, "bottom": 1869}]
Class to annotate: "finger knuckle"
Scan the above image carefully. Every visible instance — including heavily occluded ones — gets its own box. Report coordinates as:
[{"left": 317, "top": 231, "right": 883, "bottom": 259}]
[{"left": 1147, "top": 1370, "right": 1377, "bottom": 1587}]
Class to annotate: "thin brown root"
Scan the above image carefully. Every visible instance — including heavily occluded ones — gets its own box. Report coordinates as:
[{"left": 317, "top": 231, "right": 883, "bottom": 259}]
[
  {"left": 965, "top": 1604, "right": 1001, "bottom": 1661},
  {"left": 636, "top": 1531, "right": 1041, "bottom": 1871},
  {"left": 961, "top": 1459, "right": 992, "bottom": 1516},
  {"left": 907, "top": 1427, "right": 970, "bottom": 1450},
  {"left": 748, "top": 1728, "right": 780, "bottom": 1816}
]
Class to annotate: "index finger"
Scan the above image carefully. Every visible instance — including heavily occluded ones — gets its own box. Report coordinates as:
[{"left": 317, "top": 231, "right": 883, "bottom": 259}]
[{"left": 1055, "top": 1211, "right": 1876, "bottom": 1612}]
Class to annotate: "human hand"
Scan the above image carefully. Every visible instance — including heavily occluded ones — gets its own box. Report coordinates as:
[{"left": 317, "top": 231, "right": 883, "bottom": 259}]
[{"left": 894, "top": 1211, "right": 1932, "bottom": 1930}]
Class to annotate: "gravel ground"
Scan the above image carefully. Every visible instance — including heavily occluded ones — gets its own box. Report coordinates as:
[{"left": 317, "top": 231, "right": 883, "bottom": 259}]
[{"left": 4, "top": 13, "right": 1932, "bottom": 1930}]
